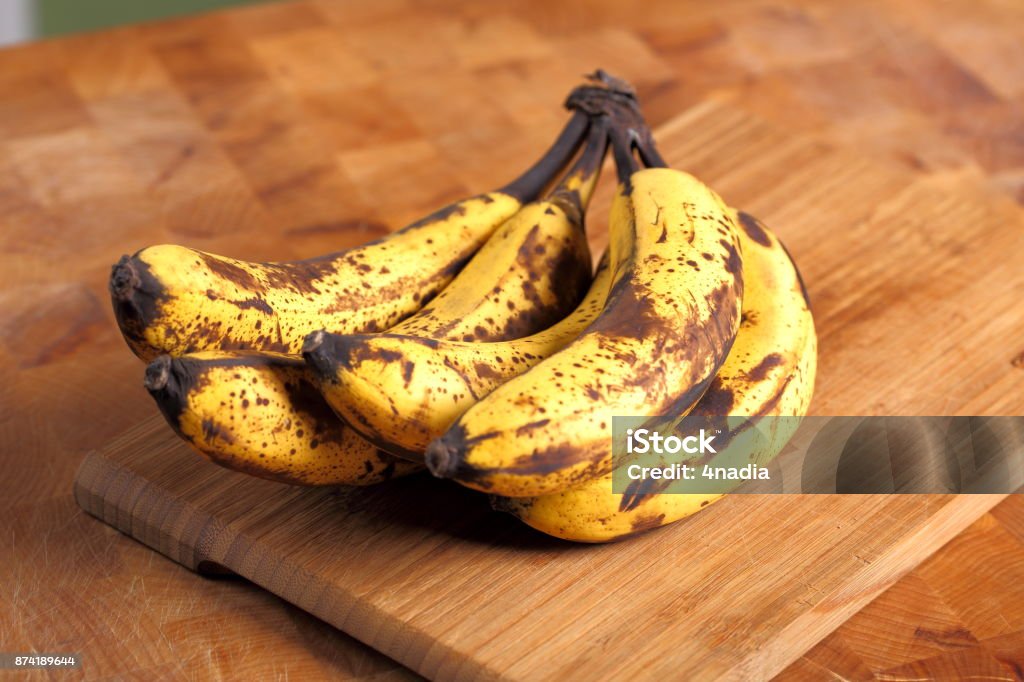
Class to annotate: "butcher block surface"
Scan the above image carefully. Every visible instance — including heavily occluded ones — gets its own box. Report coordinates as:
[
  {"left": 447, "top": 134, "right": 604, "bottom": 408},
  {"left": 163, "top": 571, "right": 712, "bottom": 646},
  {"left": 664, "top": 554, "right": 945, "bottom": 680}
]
[
  {"left": 4, "top": 0, "right": 1024, "bottom": 679},
  {"left": 74, "top": 98, "right": 1020, "bottom": 681},
  {"left": 74, "top": 417, "right": 1007, "bottom": 680}
]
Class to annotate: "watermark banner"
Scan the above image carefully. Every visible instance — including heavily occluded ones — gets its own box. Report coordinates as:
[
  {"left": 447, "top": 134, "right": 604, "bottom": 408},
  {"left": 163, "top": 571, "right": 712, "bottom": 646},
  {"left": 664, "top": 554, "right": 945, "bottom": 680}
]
[{"left": 611, "top": 416, "right": 1024, "bottom": 495}]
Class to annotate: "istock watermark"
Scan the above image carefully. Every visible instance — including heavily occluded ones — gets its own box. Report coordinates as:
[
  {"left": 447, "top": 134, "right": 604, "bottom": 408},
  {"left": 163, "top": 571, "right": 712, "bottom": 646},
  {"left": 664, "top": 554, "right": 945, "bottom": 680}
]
[
  {"left": 611, "top": 416, "right": 1024, "bottom": 496},
  {"left": 625, "top": 427, "right": 718, "bottom": 455}
]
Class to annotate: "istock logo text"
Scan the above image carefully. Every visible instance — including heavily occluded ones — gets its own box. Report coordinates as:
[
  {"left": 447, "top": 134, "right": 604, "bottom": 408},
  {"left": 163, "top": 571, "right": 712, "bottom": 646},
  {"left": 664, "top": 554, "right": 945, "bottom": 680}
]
[{"left": 625, "top": 428, "right": 717, "bottom": 455}]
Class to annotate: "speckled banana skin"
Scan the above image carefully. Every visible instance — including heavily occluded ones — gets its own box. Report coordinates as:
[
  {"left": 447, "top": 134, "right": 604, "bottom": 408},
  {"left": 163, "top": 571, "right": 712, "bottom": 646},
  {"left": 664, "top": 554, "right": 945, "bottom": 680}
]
[
  {"left": 305, "top": 253, "right": 613, "bottom": 456},
  {"left": 144, "top": 122, "right": 605, "bottom": 481},
  {"left": 110, "top": 112, "right": 590, "bottom": 360},
  {"left": 144, "top": 351, "right": 421, "bottom": 486},
  {"left": 303, "top": 124, "right": 611, "bottom": 456},
  {"left": 140, "top": 186, "right": 594, "bottom": 480},
  {"left": 390, "top": 202, "right": 590, "bottom": 342},
  {"left": 426, "top": 165, "right": 744, "bottom": 497},
  {"left": 494, "top": 210, "right": 817, "bottom": 541}
]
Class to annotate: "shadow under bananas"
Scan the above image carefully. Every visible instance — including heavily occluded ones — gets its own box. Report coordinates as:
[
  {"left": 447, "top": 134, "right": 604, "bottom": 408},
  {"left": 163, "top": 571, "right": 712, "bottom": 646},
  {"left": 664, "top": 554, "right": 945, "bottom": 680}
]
[{"left": 324, "top": 475, "right": 588, "bottom": 550}]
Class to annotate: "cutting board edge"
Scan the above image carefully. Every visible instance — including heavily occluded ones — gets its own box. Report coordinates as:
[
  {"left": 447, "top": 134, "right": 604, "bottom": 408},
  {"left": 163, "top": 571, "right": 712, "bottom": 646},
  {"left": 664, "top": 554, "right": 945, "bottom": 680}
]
[
  {"left": 73, "top": 447, "right": 1006, "bottom": 681},
  {"left": 74, "top": 448, "right": 213, "bottom": 573},
  {"left": 71, "top": 448, "right": 497, "bottom": 680}
]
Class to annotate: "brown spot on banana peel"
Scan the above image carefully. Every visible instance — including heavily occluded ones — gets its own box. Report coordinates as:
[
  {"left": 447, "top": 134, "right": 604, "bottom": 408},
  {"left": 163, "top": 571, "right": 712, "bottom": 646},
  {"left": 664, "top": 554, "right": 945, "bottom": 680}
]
[
  {"left": 280, "top": 376, "right": 350, "bottom": 447},
  {"left": 736, "top": 210, "right": 772, "bottom": 248},
  {"left": 742, "top": 353, "right": 784, "bottom": 382},
  {"left": 515, "top": 418, "right": 551, "bottom": 436},
  {"left": 228, "top": 297, "right": 274, "bottom": 315},
  {"left": 629, "top": 513, "right": 667, "bottom": 534},
  {"left": 316, "top": 253, "right": 468, "bottom": 317},
  {"left": 195, "top": 252, "right": 263, "bottom": 291},
  {"left": 484, "top": 223, "right": 590, "bottom": 342},
  {"left": 588, "top": 275, "right": 739, "bottom": 366},
  {"left": 474, "top": 362, "right": 504, "bottom": 381},
  {"left": 693, "top": 381, "right": 735, "bottom": 416},
  {"left": 260, "top": 258, "right": 344, "bottom": 297},
  {"left": 201, "top": 418, "right": 235, "bottom": 445},
  {"left": 503, "top": 441, "right": 608, "bottom": 481},
  {"left": 721, "top": 241, "right": 743, "bottom": 279},
  {"left": 587, "top": 274, "right": 664, "bottom": 341}
]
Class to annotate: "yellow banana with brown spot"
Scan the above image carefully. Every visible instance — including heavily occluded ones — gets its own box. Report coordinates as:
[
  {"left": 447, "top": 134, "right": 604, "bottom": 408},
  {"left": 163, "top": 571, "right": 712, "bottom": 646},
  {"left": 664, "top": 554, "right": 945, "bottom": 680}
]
[
  {"left": 493, "top": 210, "right": 816, "bottom": 541},
  {"left": 143, "top": 122, "right": 605, "bottom": 482},
  {"left": 386, "top": 119, "right": 607, "bottom": 343},
  {"left": 425, "top": 136, "right": 744, "bottom": 497},
  {"left": 304, "top": 253, "right": 613, "bottom": 457},
  {"left": 110, "top": 111, "right": 590, "bottom": 360},
  {"left": 144, "top": 351, "right": 419, "bottom": 486},
  {"left": 303, "top": 120, "right": 611, "bottom": 456}
]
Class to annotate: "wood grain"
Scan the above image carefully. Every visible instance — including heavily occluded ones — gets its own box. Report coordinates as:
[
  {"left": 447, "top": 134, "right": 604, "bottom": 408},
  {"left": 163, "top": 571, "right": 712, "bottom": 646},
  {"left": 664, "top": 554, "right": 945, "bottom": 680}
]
[
  {"left": 76, "top": 99, "right": 1020, "bottom": 681},
  {"left": 2, "top": 0, "right": 1023, "bottom": 679},
  {"left": 74, "top": 419, "right": 1007, "bottom": 682}
]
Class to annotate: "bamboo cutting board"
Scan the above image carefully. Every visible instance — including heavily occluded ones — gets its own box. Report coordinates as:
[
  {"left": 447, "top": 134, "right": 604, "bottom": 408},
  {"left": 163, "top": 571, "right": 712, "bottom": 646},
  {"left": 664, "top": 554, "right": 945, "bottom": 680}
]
[{"left": 74, "top": 101, "right": 1022, "bottom": 681}]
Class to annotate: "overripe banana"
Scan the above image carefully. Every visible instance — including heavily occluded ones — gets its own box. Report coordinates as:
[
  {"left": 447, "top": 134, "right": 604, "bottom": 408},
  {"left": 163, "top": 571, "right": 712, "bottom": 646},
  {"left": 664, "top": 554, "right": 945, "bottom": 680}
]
[
  {"left": 383, "top": 119, "right": 607, "bottom": 343},
  {"left": 425, "top": 134, "right": 744, "bottom": 497},
  {"left": 303, "top": 120, "right": 610, "bottom": 455},
  {"left": 493, "top": 210, "right": 817, "bottom": 541},
  {"left": 304, "top": 253, "right": 613, "bottom": 455},
  {"left": 145, "top": 121, "right": 605, "bottom": 480},
  {"left": 144, "top": 351, "right": 419, "bottom": 485},
  {"left": 110, "top": 110, "right": 590, "bottom": 360}
]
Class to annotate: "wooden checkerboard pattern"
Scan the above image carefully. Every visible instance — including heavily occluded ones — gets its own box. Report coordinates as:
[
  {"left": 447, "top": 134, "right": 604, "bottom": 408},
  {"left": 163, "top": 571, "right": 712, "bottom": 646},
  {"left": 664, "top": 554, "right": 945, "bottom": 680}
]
[{"left": 2, "top": 0, "right": 1023, "bottom": 678}]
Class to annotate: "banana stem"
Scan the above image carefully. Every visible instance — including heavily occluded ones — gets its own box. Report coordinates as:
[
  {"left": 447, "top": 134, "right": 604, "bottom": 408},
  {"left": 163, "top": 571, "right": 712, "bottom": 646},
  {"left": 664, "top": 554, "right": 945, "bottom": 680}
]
[
  {"left": 568, "top": 69, "right": 666, "bottom": 172},
  {"left": 550, "top": 116, "right": 610, "bottom": 210},
  {"left": 610, "top": 125, "right": 640, "bottom": 188},
  {"left": 636, "top": 134, "right": 667, "bottom": 169},
  {"left": 500, "top": 110, "right": 590, "bottom": 202}
]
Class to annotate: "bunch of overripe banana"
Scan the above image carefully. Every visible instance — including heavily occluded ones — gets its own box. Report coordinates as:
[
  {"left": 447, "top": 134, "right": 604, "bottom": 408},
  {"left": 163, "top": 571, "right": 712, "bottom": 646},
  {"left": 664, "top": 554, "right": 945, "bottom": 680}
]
[{"left": 109, "top": 72, "right": 816, "bottom": 543}]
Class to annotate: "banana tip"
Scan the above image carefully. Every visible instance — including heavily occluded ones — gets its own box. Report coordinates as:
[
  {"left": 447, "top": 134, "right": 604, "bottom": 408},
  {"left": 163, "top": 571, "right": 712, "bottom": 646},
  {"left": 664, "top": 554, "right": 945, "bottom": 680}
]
[
  {"left": 109, "top": 256, "right": 139, "bottom": 301},
  {"left": 303, "top": 329, "right": 327, "bottom": 352},
  {"left": 425, "top": 438, "right": 459, "bottom": 479},
  {"left": 301, "top": 330, "right": 336, "bottom": 376},
  {"left": 144, "top": 355, "right": 172, "bottom": 392}
]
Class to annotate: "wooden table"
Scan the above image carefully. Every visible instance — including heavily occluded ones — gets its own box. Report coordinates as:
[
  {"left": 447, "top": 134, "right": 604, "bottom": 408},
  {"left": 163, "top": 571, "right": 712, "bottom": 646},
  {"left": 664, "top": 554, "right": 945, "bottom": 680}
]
[{"left": 1, "top": 0, "right": 1022, "bottom": 678}]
